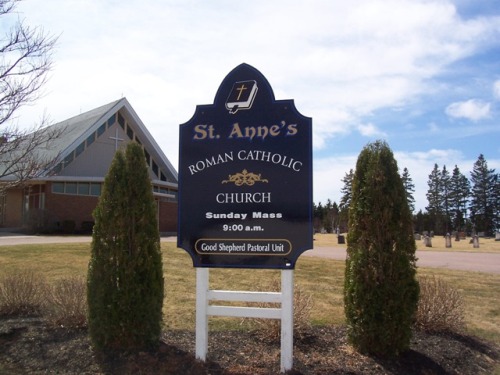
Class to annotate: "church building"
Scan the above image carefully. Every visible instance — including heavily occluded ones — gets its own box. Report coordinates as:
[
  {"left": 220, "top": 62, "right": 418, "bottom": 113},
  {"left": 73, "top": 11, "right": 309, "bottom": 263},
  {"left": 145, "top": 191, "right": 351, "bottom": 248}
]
[{"left": 0, "top": 98, "right": 178, "bottom": 234}]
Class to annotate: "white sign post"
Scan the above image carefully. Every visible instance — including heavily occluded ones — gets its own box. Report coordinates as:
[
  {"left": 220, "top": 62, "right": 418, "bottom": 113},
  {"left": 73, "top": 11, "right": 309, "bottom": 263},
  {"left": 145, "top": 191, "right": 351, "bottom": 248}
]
[{"left": 195, "top": 268, "right": 294, "bottom": 373}]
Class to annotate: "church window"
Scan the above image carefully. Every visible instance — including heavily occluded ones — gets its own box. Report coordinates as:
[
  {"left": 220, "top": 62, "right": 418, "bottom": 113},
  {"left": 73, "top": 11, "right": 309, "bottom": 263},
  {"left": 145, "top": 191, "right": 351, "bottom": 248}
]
[
  {"left": 86, "top": 133, "right": 95, "bottom": 146},
  {"left": 75, "top": 142, "right": 85, "bottom": 157},
  {"left": 152, "top": 160, "right": 159, "bottom": 177},
  {"left": 97, "top": 123, "right": 106, "bottom": 137},
  {"left": 90, "top": 183, "right": 101, "bottom": 196},
  {"left": 65, "top": 183, "right": 77, "bottom": 194},
  {"left": 126, "top": 124, "right": 134, "bottom": 140},
  {"left": 78, "top": 183, "right": 90, "bottom": 195},
  {"left": 53, "top": 163, "right": 63, "bottom": 174},
  {"left": 64, "top": 152, "right": 74, "bottom": 166},
  {"left": 51, "top": 182, "right": 102, "bottom": 196},
  {"left": 107, "top": 114, "right": 115, "bottom": 127},
  {"left": 52, "top": 182, "right": 64, "bottom": 193},
  {"left": 118, "top": 113, "right": 125, "bottom": 129}
]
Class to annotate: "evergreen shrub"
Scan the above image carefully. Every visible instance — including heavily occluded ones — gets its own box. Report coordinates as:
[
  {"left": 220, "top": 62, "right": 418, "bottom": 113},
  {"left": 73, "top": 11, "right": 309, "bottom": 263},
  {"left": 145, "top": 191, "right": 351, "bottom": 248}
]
[
  {"left": 344, "top": 140, "right": 419, "bottom": 357},
  {"left": 87, "top": 142, "right": 164, "bottom": 351}
]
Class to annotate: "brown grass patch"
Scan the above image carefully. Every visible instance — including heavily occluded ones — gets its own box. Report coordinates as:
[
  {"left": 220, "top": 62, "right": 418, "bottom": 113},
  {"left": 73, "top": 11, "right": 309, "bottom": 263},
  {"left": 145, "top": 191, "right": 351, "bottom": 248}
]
[
  {"left": 0, "top": 242, "right": 498, "bottom": 345},
  {"left": 313, "top": 233, "right": 500, "bottom": 253}
]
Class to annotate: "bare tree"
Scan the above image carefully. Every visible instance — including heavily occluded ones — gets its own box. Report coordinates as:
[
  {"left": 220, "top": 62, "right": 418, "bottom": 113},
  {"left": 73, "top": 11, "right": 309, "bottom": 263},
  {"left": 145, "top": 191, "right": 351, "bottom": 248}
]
[{"left": 0, "top": 0, "right": 59, "bottom": 189}]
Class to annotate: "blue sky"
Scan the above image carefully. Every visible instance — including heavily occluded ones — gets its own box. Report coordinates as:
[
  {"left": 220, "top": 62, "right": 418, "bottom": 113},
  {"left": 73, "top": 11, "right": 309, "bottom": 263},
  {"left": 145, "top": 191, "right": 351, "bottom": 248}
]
[{"left": 4, "top": 0, "right": 500, "bottom": 211}]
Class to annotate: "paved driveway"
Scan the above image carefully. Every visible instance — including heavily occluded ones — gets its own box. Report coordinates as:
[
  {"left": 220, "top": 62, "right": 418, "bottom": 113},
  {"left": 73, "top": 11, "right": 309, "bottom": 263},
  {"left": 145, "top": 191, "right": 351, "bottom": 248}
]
[
  {"left": 0, "top": 234, "right": 176, "bottom": 246},
  {"left": 1, "top": 234, "right": 498, "bottom": 274},
  {"left": 303, "top": 247, "right": 500, "bottom": 274}
]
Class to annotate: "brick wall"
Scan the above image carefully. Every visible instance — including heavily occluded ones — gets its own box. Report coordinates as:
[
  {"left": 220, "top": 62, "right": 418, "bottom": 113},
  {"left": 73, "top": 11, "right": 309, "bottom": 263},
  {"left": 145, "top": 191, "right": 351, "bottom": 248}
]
[
  {"left": 44, "top": 182, "right": 178, "bottom": 233},
  {"left": 159, "top": 200, "right": 178, "bottom": 233},
  {"left": 44, "top": 184, "right": 97, "bottom": 231},
  {"left": 3, "top": 189, "right": 23, "bottom": 227}
]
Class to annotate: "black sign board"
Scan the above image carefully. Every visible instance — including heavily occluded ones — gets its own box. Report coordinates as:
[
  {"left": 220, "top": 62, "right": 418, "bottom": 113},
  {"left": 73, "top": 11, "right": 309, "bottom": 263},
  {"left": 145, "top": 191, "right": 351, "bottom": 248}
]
[{"left": 178, "top": 63, "right": 312, "bottom": 269}]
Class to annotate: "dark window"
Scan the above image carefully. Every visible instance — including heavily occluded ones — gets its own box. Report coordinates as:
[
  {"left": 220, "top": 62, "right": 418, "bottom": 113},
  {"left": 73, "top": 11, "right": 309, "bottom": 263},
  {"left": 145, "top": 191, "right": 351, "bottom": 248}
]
[
  {"left": 107, "top": 114, "right": 115, "bottom": 127},
  {"left": 160, "top": 171, "right": 167, "bottom": 181},
  {"left": 144, "top": 150, "right": 150, "bottom": 165},
  {"left": 53, "top": 163, "right": 63, "bottom": 174},
  {"left": 97, "top": 123, "right": 106, "bottom": 137},
  {"left": 90, "top": 183, "right": 101, "bottom": 196},
  {"left": 66, "top": 183, "right": 77, "bottom": 194},
  {"left": 64, "top": 152, "right": 74, "bottom": 166},
  {"left": 152, "top": 160, "right": 159, "bottom": 177},
  {"left": 52, "top": 182, "right": 64, "bottom": 193},
  {"left": 75, "top": 142, "right": 85, "bottom": 157},
  {"left": 86, "top": 133, "right": 95, "bottom": 146},
  {"left": 78, "top": 183, "right": 90, "bottom": 195},
  {"left": 118, "top": 113, "right": 125, "bottom": 129},
  {"left": 126, "top": 125, "right": 134, "bottom": 140}
]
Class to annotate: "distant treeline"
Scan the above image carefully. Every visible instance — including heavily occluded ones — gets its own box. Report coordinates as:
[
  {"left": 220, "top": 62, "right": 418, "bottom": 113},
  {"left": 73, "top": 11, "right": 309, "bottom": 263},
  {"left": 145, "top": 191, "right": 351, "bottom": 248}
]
[{"left": 314, "top": 154, "right": 499, "bottom": 236}]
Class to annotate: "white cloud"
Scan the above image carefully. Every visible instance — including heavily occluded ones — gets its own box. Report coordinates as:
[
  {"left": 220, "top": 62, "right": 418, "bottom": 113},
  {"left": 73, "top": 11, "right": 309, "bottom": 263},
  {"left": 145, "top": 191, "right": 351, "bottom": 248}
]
[
  {"left": 9, "top": 0, "right": 500, "bottom": 156},
  {"left": 494, "top": 80, "right": 500, "bottom": 100},
  {"left": 428, "top": 122, "right": 440, "bottom": 133},
  {"left": 313, "top": 148, "right": 487, "bottom": 212},
  {"left": 313, "top": 155, "right": 357, "bottom": 205},
  {"left": 4, "top": 0, "right": 500, "bottom": 210},
  {"left": 445, "top": 99, "right": 491, "bottom": 121},
  {"left": 357, "top": 123, "right": 387, "bottom": 138}
]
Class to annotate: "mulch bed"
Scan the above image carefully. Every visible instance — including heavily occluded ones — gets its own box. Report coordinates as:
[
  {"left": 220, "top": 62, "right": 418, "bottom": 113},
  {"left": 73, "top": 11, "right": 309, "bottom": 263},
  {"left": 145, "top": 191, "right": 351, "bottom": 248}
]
[{"left": 1, "top": 316, "right": 499, "bottom": 374}]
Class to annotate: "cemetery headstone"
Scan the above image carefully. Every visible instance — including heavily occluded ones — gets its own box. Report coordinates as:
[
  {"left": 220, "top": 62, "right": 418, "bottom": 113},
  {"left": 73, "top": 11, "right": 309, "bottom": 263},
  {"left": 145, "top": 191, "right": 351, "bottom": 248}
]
[
  {"left": 495, "top": 232, "right": 500, "bottom": 241},
  {"left": 415, "top": 233, "right": 421, "bottom": 241},
  {"left": 445, "top": 233, "right": 452, "bottom": 248},
  {"left": 473, "top": 235, "right": 479, "bottom": 248},
  {"left": 424, "top": 235, "right": 432, "bottom": 247}
]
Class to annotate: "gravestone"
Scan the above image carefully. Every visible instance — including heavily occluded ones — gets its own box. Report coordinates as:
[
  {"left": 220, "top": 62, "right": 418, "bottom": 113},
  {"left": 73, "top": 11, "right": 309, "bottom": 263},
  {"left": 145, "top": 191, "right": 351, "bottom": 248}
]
[
  {"left": 415, "top": 233, "right": 421, "bottom": 241},
  {"left": 473, "top": 235, "right": 479, "bottom": 248},
  {"left": 424, "top": 235, "right": 432, "bottom": 247},
  {"left": 445, "top": 233, "right": 452, "bottom": 248},
  {"left": 495, "top": 232, "right": 500, "bottom": 241}
]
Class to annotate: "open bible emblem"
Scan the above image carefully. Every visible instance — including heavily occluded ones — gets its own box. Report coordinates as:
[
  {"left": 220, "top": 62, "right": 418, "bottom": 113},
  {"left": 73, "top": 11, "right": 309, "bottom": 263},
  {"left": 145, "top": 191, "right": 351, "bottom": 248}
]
[{"left": 226, "top": 80, "right": 258, "bottom": 114}]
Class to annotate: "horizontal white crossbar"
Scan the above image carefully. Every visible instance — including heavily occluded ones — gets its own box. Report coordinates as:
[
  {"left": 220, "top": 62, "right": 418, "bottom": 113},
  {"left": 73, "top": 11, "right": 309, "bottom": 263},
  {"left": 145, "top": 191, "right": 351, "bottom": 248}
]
[
  {"left": 207, "top": 305, "right": 282, "bottom": 319},
  {"left": 208, "top": 290, "right": 282, "bottom": 303}
]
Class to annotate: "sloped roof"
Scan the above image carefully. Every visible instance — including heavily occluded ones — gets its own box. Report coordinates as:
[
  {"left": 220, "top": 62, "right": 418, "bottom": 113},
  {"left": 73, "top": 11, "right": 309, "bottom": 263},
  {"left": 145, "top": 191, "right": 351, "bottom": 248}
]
[
  {"left": 1, "top": 98, "right": 178, "bottom": 184},
  {"left": 37, "top": 99, "right": 123, "bottom": 162}
]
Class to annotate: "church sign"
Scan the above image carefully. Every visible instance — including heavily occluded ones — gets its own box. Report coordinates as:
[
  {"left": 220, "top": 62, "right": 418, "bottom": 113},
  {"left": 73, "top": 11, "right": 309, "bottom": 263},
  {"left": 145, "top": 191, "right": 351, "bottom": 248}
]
[{"left": 178, "top": 63, "right": 312, "bottom": 269}]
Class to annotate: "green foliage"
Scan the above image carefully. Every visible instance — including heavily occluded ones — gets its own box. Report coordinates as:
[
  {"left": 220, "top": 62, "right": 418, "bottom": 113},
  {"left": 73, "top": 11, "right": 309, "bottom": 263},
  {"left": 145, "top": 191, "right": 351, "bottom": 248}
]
[
  {"left": 87, "top": 142, "right": 164, "bottom": 351},
  {"left": 449, "top": 165, "right": 470, "bottom": 233},
  {"left": 401, "top": 167, "right": 415, "bottom": 213},
  {"left": 470, "top": 154, "right": 497, "bottom": 235},
  {"left": 344, "top": 140, "right": 419, "bottom": 357}
]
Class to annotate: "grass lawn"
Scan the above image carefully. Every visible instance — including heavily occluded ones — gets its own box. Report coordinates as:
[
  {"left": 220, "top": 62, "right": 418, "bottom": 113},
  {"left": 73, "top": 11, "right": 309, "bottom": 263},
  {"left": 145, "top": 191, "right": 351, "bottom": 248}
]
[
  {"left": 314, "top": 233, "right": 500, "bottom": 253},
  {"left": 0, "top": 241, "right": 498, "bottom": 345}
]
